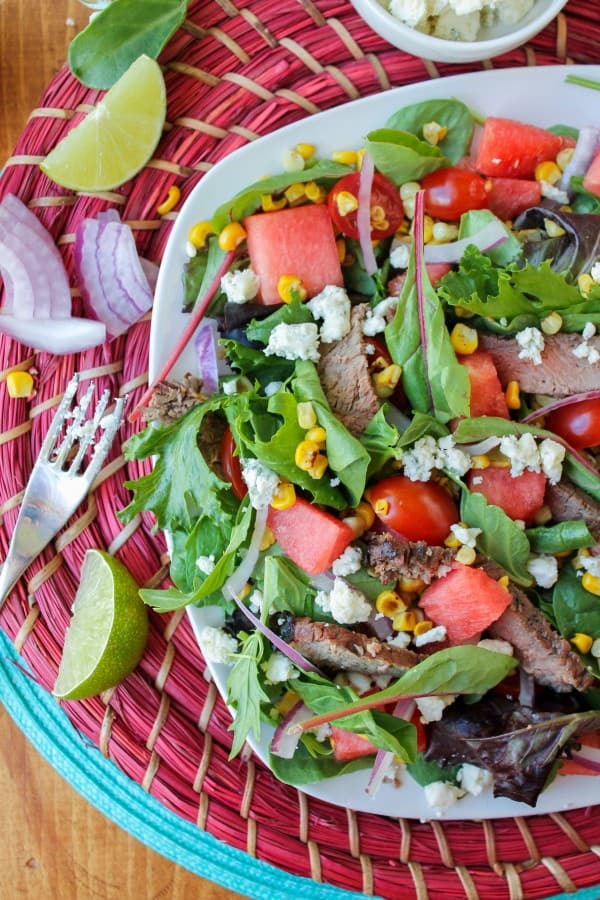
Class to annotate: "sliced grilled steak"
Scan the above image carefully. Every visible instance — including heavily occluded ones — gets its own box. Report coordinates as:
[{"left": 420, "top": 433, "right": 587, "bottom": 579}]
[
  {"left": 365, "top": 532, "right": 455, "bottom": 584},
  {"left": 478, "top": 332, "right": 600, "bottom": 395},
  {"left": 317, "top": 304, "right": 380, "bottom": 436},
  {"left": 142, "top": 373, "right": 205, "bottom": 424},
  {"left": 292, "top": 617, "right": 422, "bottom": 677},
  {"left": 488, "top": 589, "right": 594, "bottom": 693},
  {"left": 545, "top": 480, "right": 600, "bottom": 539}
]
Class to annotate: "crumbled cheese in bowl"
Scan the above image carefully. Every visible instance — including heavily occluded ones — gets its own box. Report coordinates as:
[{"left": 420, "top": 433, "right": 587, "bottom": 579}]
[{"left": 388, "top": 0, "right": 535, "bottom": 41}]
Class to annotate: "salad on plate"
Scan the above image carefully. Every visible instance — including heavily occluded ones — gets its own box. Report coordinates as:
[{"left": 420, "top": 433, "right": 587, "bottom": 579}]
[{"left": 120, "top": 70, "right": 600, "bottom": 816}]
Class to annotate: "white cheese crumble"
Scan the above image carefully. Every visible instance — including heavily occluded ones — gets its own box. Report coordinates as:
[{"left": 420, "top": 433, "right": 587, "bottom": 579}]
[
  {"left": 414, "top": 624, "right": 448, "bottom": 647},
  {"left": 573, "top": 322, "right": 599, "bottom": 365},
  {"left": 515, "top": 326, "right": 545, "bottom": 365},
  {"left": 458, "top": 764, "right": 492, "bottom": 796},
  {"left": 264, "top": 322, "right": 320, "bottom": 361},
  {"left": 387, "top": 631, "right": 411, "bottom": 649},
  {"left": 539, "top": 439, "right": 565, "bottom": 485},
  {"left": 540, "top": 181, "right": 570, "bottom": 205},
  {"left": 450, "top": 522, "right": 481, "bottom": 548},
  {"left": 527, "top": 554, "right": 559, "bottom": 589},
  {"left": 424, "top": 781, "right": 465, "bottom": 810},
  {"left": 362, "top": 296, "right": 398, "bottom": 337},
  {"left": 220, "top": 267, "right": 260, "bottom": 304},
  {"left": 248, "top": 589, "right": 264, "bottom": 614},
  {"left": 591, "top": 261, "right": 600, "bottom": 283},
  {"left": 262, "top": 651, "right": 298, "bottom": 684},
  {"left": 477, "top": 638, "right": 514, "bottom": 656},
  {"left": 240, "top": 458, "right": 280, "bottom": 509},
  {"left": 315, "top": 577, "right": 372, "bottom": 624},
  {"left": 196, "top": 554, "right": 216, "bottom": 575},
  {"left": 499, "top": 434, "right": 564, "bottom": 484},
  {"left": 307, "top": 285, "right": 352, "bottom": 343},
  {"left": 264, "top": 380, "right": 284, "bottom": 397},
  {"left": 415, "top": 693, "right": 456, "bottom": 723},
  {"left": 402, "top": 434, "right": 471, "bottom": 482},
  {"left": 331, "top": 545, "right": 363, "bottom": 577},
  {"left": 199, "top": 625, "right": 238, "bottom": 664},
  {"left": 389, "top": 241, "right": 411, "bottom": 270},
  {"left": 579, "top": 554, "right": 600, "bottom": 578}
]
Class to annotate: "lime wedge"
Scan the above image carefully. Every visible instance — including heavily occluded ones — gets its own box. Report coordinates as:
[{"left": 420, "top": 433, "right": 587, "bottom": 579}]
[
  {"left": 53, "top": 549, "right": 148, "bottom": 700},
  {"left": 41, "top": 55, "right": 166, "bottom": 191}
]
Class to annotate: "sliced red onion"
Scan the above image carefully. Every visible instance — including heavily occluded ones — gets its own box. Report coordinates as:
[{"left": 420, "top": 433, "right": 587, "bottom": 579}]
[
  {"left": 423, "top": 220, "right": 508, "bottom": 264},
  {"left": 458, "top": 436, "right": 502, "bottom": 456},
  {"left": 560, "top": 126, "right": 600, "bottom": 191},
  {"left": 221, "top": 506, "right": 322, "bottom": 675},
  {"left": 194, "top": 319, "right": 220, "bottom": 395},
  {"left": 0, "top": 314, "right": 106, "bottom": 354},
  {"left": 140, "top": 257, "right": 160, "bottom": 293},
  {"left": 366, "top": 698, "right": 415, "bottom": 797},
  {"left": 0, "top": 193, "right": 72, "bottom": 319},
  {"left": 357, "top": 152, "right": 378, "bottom": 276},
  {"left": 271, "top": 701, "right": 314, "bottom": 759},
  {"left": 74, "top": 213, "right": 154, "bottom": 339},
  {"left": 569, "top": 746, "right": 600, "bottom": 774}
]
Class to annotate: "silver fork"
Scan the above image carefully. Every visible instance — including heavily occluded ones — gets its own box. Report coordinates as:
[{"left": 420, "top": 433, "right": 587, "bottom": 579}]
[{"left": 0, "top": 374, "right": 126, "bottom": 609}]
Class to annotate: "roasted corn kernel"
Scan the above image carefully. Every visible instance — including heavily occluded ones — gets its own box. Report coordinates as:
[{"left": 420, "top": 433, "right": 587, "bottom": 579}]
[
  {"left": 296, "top": 401, "right": 317, "bottom": 430},
  {"left": 278, "top": 274, "right": 307, "bottom": 304},
  {"left": 372, "top": 364, "right": 402, "bottom": 399},
  {"left": 261, "top": 194, "right": 287, "bottom": 212},
  {"left": 270, "top": 481, "right": 296, "bottom": 510},
  {"left": 393, "top": 610, "right": 417, "bottom": 632},
  {"left": 374, "top": 498, "right": 389, "bottom": 516},
  {"left": 470, "top": 454, "right": 490, "bottom": 470},
  {"left": 505, "top": 381, "right": 521, "bottom": 410},
  {"left": 450, "top": 323, "right": 478, "bottom": 355},
  {"left": 305, "top": 181, "right": 326, "bottom": 203},
  {"left": 305, "top": 426, "right": 327, "bottom": 447},
  {"left": 375, "top": 590, "right": 407, "bottom": 617},
  {"left": 535, "top": 161, "right": 561, "bottom": 185},
  {"left": 6, "top": 371, "right": 34, "bottom": 399},
  {"left": 218, "top": 222, "right": 247, "bottom": 251},
  {"left": 455, "top": 545, "right": 476, "bottom": 565},
  {"left": 284, "top": 183, "right": 306, "bottom": 204},
  {"left": 578, "top": 273, "right": 594, "bottom": 297},
  {"left": 295, "top": 440, "right": 321, "bottom": 470},
  {"left": 295, "top": 143, "right": 316, "bottom": 160},
  {"left": 582, "top": 572, "right": 600, "bottom": 597},
  {"left": 571, "top": 633, "right": 593, "bottom": 654},
  {"left": 413, "top": 619, "right": 433, "bottom": 636},
  {"left": 331, "top": 150, "right": 358, "bottom": 166},
  {"left": 260, "top": 526, "right": 277, "bottom": 550},
  {"left": 307, "top": 454, "right": 328, "bottom": 480}
]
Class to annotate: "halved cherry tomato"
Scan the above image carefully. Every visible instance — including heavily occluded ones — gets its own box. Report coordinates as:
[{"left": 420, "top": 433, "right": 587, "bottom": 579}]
[
  {"left": 367, "top": 475, "right": 459, "bottom": 546},
  {"left": 220, "top": 425, "right": 247, "bottom": 500},
  {"left": 546, "top": 398, "right": 600, "bottom": 450},
  {"left": 328, "top": 172, "right": 404, "bottom": 240},
  {"left": 410, "top": 707, "right": 428, "bottom": 753},
  {"left": 421, "top": 167, "right": 490, "bottom": 221}
]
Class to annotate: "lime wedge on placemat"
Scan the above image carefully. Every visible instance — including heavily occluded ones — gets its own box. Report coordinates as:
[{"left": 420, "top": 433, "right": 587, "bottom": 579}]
[
  {"left": 53, "top": 549, "right": 148, "bottom": 700},
  {"left": 41, "top": 54, "right": 166, "bottom": 191}
]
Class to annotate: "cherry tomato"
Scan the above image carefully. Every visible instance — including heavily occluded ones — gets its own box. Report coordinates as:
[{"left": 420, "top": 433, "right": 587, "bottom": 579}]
[
  {"left": 220, "top": 426, "right": 247, "bottom": 500},
  {"left": 327, "top": 172, "right": 404, "bottom": 240},
  {"left": 546, "top": 398, "right": 600, "bottom": 450},
  {"left": 367, "top": 475, "right": 458, "bottom": 546},
  {"left": 364, "top": 337, "right": 407, "bottom": 410},
  {"left": 421, "top": 167, "right": 490, "bottom": 221}
]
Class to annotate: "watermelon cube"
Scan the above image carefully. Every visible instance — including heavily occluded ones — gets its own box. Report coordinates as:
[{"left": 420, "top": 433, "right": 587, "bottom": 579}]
[
  {"left": 267, "top": 496, "right": 353, "bottom": 575},
  {"left": 475, "top": 118, "right": 564, "bottom": 180}
]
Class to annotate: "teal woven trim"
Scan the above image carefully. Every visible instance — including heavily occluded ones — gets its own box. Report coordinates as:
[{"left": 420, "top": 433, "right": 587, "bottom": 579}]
[
  {"left": 0, "top": 629, "right": 598, "bottom": 900},
  {"left": 0, "top": 630, "right": 372, "bottom": 900}
]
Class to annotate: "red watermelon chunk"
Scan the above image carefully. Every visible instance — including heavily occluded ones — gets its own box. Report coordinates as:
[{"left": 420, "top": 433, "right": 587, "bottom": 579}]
[
  {"left": 267, "top": 496, "right": 353, "bottom": 575},
  {"left": 475, "top": 118, "right": 564, "bottom": 180},
  {"left": 330, "top": 726, "right": 377, "bottom": 762},
  {"left": 466, "top": 466, "right": 547, "bottom": 524},
  {"left": 419, "top": 563, "right": 513, "bottom": 644},
  {"left": 244, "top": 204, "right": 344, "bottom": 304},
  {"left": 487, "top": 177, "right": 542, "bottom": 221},
  {"left": 458, "top": 349, "right": 510, "bottom": 419},
  {"left": 583, "top": 148, "right": 600, "bottom": 198}
]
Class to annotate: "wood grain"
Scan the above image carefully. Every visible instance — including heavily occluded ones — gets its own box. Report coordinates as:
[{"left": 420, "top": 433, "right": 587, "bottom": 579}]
[{"left": 0, "top": 3, "right": 239, "bottom": 896}]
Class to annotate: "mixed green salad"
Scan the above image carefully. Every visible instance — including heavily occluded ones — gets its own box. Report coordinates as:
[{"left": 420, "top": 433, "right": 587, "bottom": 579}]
[{"left": 120, "top": 87, "right": 600, "bottom": 811}]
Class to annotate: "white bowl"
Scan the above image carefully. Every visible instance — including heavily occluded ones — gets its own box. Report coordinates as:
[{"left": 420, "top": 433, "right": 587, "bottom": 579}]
[{"left": 348, "top": 0, "right": 568, "bottom": 63}]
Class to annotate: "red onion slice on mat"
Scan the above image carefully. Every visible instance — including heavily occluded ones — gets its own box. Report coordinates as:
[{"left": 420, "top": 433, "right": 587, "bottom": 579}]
[
  {"left": 74, "top": 213, "right": 155, "bottom": 339},
  {"left": 366, "top": 698, "right": 415, "bottom": 798},
  {"left": 0, "top": 193, "right": 72, "bottom": 319},
  {"left": 357, "top": 152, "right": 378, "bottom": 276},
  {"left": 0, "top": 315, "right": 106, "bottom": 355},
  {"left": 271, "top": 701, "right": 315, "bottom": 759},
  {"left": 423, "top": 220, "right": 507, "bottom": 264}
]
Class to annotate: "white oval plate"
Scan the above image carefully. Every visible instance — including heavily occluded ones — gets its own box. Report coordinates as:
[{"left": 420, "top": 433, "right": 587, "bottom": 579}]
[{"left": 150, "top": 65, "right": 600, "bottom": 820}]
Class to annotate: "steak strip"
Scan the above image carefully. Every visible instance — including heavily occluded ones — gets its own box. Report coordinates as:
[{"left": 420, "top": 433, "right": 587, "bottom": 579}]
[
  {"left": 317, "top": 304, "right": 380, "bottom": 436},
  {"left": 545, "top": 480, "right": 600, "bottom": 539},
  {"left": 365, "top": 532, "right": 455, "bottom": 584},
  {"left": 488, "top": 587, "right": 595, "bottom": 693},
  {"left": 292, "top": 617, "right": 422, "bottom": 677},
  {"left": 479, "top": 332, "right": 600, "bottom": 396}
]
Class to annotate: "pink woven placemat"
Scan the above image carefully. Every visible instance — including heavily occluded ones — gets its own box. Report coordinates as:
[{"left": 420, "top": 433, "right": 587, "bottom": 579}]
[{"left": 1, "top": 1, "right": 600, "bottom": 897}]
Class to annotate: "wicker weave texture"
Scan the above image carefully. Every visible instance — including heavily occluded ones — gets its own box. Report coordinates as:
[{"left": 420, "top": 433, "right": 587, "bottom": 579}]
[{"left": 1, "top": 1, "right": 600, "bottom": 897}]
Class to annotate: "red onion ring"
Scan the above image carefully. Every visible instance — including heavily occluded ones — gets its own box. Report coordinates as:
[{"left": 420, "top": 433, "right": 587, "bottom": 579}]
[{"left": 357, "top": 152, "right": 378, "bottom": 276}]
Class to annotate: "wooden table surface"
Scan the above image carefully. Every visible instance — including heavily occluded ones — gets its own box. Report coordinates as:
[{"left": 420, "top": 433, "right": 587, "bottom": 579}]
[{"left": 0, "top": 3, "right": 240, "bottom": 898}]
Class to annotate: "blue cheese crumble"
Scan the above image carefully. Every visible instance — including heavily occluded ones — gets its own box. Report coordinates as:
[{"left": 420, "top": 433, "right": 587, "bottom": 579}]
[
  {"left": 199, "top": 625, "right": 238, "bottom": 664},
  {"left": 241, "top": 458, "right": 280, "bottom": 509},
  {"left": 307, "top": 285, "right": 352, "bottom": 343},
  {"left": 220, "top": 267, "right": 260, "bottom": 304},
  {"left": 316, "top": 577, "right": 372, "bottom": 624},
  {"left": 264, "top": 322, "right": 320, "bottom": 361}
]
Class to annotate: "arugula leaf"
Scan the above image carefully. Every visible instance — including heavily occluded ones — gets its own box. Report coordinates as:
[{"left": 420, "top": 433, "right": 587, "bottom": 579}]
[
  {"left": 245, "top": 300, "right": 313, "bottom": 344},
  {"left": 364, "top": 128, "right": 445, "bottom": 185},
  {"left": 68, "top": 0, "right": 187, "bottom": 89},
  {"left": 553, "top": 563, "right": 600, "bottom": 678},
  {"left": 385, "top": 247, "right": 470, "bottom": 423},
  {"left": 460, "top": 488, "right": 532, "bottom": 586},
  {"left": 359, "top": 406, "right": 404, "bottom": 478},
  {"left": 292, "top": 360, "right": 371, "bottom": 506},
  {"left": 227, "top": 629, "right": 269, "bottom": 758},
  {"left": 384, "top": 98, "right": 475, "bottom": 164},
  {"left": 526, "top": 520, "right": 595, "bottom": 555},
  {"left": 211, "top": 161, "right": 352, "bottom": 232}
]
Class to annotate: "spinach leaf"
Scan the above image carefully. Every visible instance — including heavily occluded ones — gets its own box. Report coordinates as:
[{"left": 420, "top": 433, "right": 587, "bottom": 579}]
[
  {"left": 182, "top": 236, "right": 229, "bottom": 314},
  {"left": 526, "top": 520, "right": 595, "bottom": 555},
  {"left": 269, "top": 739, "right": 372, "bottom": 785},
  {"left": 569, "top": 177, "right": 600, "bottom": 214},
  {"left": 345, "top": 567, "right": 395, "bottom": 601},
  {"left": 460, "top": 488, "right": 533, "bottom": 586},
  {"left": 364, "top": 128, "right": 445, "bottom": 185},
  {"left": 564, "top": 454, "right": 600, "bottom": 503},
  {"left": 292, "top": 360, "right": 371, "bottom": 506},
  {"left": 245, "top": 300, "right": 313, "bottom": 344},
  {"left": 407, "top": 755, "right": 461, "bottom": 788},
  {"left": 222, "top": 338, "right": 295, "bottom": 384},
  {"left": 385, "top": 249, "right": 470, "bottom": 423},
  {"left": 384, "top": 98, "right": 475, "bottom": 164},
  {"left": 359, "top": 405, "right": 404, "bottom": 478},
  {"left": 458, "top": 209, "right": 522, "bottom": 267},
  {"left": 211, "top": 161, "right": 352, "bottom": 232},
  {"left": 68, "top": 0, "right": 187, "bottom": 89},
  {"left": 227, "top": 629, "right": 269, "bottom": 758},
  {"left": 262, "top": 555, "right": 317, "bottom": 617},
  {"left": 553, "top": 563, "right": 600, "bottom": 678}
]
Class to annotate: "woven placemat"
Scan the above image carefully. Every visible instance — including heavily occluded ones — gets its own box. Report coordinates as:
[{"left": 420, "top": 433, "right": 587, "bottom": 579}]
[{"left": 1, "top": 1, "right": 599, "bottom": 897}]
